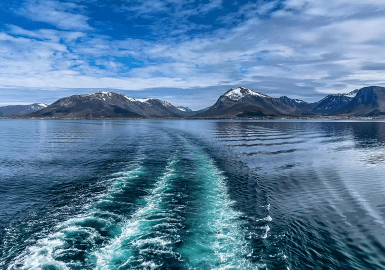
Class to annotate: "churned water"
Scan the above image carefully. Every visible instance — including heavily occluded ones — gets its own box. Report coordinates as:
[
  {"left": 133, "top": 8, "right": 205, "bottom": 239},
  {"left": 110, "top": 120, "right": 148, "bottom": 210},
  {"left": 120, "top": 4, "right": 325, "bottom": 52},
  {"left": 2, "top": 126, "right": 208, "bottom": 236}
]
[{"left": 1, "top": 120, "right": 385, "bottom": 269}]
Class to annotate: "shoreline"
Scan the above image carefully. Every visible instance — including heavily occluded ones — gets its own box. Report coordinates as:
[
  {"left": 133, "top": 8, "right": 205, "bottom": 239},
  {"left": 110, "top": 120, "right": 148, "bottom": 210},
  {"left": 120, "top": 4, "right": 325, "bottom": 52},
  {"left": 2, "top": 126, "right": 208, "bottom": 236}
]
[{"left": 2, "top": 116, "right": 385, "bottom": 121}]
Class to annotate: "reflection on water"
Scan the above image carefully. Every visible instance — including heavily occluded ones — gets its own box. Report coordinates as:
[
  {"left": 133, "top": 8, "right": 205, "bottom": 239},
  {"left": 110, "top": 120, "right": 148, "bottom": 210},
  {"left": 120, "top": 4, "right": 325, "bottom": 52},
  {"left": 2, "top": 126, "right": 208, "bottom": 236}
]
[{"left": 0, "top": 120, "right": 385, "bottom": 269}]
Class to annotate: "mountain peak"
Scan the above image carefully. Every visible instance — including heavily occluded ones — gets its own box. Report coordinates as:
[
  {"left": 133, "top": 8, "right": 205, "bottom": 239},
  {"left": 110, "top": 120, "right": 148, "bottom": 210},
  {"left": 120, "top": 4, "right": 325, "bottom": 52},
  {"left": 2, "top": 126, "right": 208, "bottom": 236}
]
[
  {"left": 279, "top": 96, "right": 305, "bottom": 104},
  {"left": 86, "top": 91, "right": 117, "bottom": 99},
  {"left": 20, "top": 90, "right": 191, "bottom": 119},
  {"left": 34, "top": 103, "right": 48, "bottom": 107},
  {"left": 223, "top": 87, "right": 269, "bottom": 101},
  {"left": 335, "top": 85, "right": 385, "bottom": 116},
  {"left": 344, "top": 89, "right": 359, "bottom": 98},
  {"left": 177, "top": 106, "right": 192, "bottom": 112},
  {"left": 136, "top": 98, "right": 173, "bottom": 107}
]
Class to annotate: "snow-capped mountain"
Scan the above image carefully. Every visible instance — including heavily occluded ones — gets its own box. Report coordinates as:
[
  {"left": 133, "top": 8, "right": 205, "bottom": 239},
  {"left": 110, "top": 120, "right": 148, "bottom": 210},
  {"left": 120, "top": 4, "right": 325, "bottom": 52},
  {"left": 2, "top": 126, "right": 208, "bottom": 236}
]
[
  {"left": 22, "top": 91, "right": 189, "bottom": 118},
  {"left": 14, "top": 86, "right": 385, "bottom": 119},
  {"left": 196, "top": 87, "right": 312, "bottom": 118},
  {"left": 0, "top": 103, "right": 48, "bottom": 117},
  {"left": 336, "top": 86, "right": 385, "bottom": 116},
  {"left": 312, "top": 89, "right": 359, "bottom": 115},
  {"left": 223, "top": 87, "right": 269, "bottom": 100},
  {"left": 176, "top": 106, "right": 192, "bottom": 112},
  {"left": 278, "top": 96, "right": 319, "bottom": 112}
]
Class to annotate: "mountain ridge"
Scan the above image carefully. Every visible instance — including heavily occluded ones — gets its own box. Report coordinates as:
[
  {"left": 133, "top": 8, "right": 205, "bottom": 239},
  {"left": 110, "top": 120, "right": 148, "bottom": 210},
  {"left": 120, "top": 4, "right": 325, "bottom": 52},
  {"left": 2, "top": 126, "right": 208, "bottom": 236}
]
[
  {"left": 311, "top": 90, "right": 359, "bottom": 115},
  {"left": 278, "top": 96, "right": 319, "bottom": 112},
  {"left": 0, "top": 103, "right": 48, "bottom": 117},
  {"left": 7, "top": 86, "right": 385, "bottom": 119},
  {"left": 195, "top": 87, "right": 313, "bottom": 118},
  {"left": 335, "top": 86, "right": 385, "bottom": 116},
  {"left": 18, "top": 92, "right": 190, "bottom": 119}
]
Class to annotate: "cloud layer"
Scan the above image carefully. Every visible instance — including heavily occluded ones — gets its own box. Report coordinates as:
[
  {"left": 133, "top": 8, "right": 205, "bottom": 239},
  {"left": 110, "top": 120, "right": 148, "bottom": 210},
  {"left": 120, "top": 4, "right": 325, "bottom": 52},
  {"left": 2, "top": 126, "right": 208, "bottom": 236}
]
[{"left": 2, "top": 0, "right": 385, "bottom": 108}]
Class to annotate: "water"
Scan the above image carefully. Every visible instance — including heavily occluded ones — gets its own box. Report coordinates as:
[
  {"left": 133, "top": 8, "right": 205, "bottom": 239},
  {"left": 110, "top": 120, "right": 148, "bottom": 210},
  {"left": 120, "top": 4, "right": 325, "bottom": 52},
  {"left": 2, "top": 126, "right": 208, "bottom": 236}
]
[{"left": 0, "top": 120, "right": 385, "bottom": 269}]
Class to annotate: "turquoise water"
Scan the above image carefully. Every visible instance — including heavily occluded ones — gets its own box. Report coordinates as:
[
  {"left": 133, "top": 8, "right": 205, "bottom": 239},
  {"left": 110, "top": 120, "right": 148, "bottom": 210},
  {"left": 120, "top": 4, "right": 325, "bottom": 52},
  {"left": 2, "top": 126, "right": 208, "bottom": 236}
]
[{"left": 1, "top": 120, "right": 385, "bottom": 269}]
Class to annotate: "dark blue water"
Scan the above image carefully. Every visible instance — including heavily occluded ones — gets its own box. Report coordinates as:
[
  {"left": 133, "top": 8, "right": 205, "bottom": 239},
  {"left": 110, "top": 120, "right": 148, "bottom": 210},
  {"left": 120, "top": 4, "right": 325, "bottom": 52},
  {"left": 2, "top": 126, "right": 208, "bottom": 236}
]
[{"left": 1, "top": 120, "right": 385, "bottom": 269}]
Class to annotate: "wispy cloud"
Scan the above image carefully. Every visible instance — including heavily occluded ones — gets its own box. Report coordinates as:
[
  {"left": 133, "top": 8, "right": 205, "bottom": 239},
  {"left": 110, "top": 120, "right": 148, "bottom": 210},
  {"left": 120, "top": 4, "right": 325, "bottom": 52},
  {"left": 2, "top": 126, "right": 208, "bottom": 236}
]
[
  {"left": 18, "top": 0, "right": 91, "bottom": 30},
  {"left": 2, "top": 0, "right": 385, "bottom": 107}
]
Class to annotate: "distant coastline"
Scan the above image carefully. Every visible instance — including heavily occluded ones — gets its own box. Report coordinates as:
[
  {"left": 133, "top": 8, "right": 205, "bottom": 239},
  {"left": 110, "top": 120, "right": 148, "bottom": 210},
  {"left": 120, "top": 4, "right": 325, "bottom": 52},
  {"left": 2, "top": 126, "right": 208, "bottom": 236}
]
[
  {"left": 3, "top": 86, "right": 385, "bottom": 120},
  {"left": 4, "top": 115, "right": 385, "bottom": 121}
]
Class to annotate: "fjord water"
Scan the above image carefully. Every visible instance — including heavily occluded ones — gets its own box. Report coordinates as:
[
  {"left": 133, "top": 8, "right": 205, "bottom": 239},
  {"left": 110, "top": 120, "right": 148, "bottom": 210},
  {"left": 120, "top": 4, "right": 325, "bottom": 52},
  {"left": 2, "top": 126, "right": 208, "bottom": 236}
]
[{"left": 1, "top": 120, "right": 385, "bottom": 269}]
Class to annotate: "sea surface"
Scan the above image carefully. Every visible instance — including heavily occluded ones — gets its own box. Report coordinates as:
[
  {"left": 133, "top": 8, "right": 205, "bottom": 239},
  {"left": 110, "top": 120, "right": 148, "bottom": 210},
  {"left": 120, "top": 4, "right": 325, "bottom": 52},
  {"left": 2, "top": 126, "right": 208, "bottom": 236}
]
[{"left": 1, "top": 120, "right": 385, "bottom": 270}]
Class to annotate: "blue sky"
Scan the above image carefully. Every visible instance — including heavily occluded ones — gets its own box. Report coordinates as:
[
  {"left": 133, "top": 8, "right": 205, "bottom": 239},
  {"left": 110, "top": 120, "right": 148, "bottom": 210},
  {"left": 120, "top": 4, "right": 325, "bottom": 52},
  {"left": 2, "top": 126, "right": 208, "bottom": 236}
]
[{"left": 1, "top": 0, "right": 385, "bottom": 109}]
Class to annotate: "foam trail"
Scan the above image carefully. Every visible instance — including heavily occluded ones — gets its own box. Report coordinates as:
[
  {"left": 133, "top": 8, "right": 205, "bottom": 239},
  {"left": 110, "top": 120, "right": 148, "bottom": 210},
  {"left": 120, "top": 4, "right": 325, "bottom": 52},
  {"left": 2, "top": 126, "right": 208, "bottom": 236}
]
[
  {"left": 94, "top": 157, "right": 181, "bottom": 269},
  {"left": 7, "top": 161, "right": 145, "bottom": 270},
  {"left": 179, "top": 151, "right": 261, "bottom": 269}
]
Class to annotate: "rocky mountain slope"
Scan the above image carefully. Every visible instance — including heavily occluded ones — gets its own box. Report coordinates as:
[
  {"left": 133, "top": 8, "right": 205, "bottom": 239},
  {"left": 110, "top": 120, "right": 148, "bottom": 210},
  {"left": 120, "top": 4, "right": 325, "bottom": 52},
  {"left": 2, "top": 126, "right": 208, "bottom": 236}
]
[
  {"left": 0, "top": 103, "right": 47, "bottom": 117},
  {"left": 278, "top": 96, "right": 319, "bottom": 112},
  {"left": 22, "top": 92, "right": 189, "bottom": 119},
  {"left": 195, "top": 87, "right": 312, "bottom": 118},
  {"left": 11, "top": 86, "right": 385, "bottom": 119},
  {"left": 335, "top": 86, "right": 385, "bottom": 116},
  {"left": 312, "top": 90, "right": 358, "bottom": 115}
]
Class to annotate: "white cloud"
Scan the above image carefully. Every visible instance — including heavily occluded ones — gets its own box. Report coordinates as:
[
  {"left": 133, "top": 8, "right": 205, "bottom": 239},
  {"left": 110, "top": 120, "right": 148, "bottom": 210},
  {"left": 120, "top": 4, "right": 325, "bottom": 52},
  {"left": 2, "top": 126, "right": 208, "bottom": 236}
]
[
  {"left": 0, "top": 73, "right": 224, "bottom": 90},
  {"left": 8, "top": 25, "right": 86, "bottom": 42},
  {"left": 19, "top": 0, "right": 91, "bottom": 30},
  {"left": 3, "top": 0, "right": 385, "bottom": 105},
  {"left": 276, "top": 0, "right": 385, "bottom": 18}
]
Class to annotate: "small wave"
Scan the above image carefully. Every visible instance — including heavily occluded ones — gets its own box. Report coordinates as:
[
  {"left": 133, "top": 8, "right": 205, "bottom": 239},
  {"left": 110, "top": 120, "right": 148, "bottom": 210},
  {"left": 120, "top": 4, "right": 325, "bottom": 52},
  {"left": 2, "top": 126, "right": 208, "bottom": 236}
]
[
  {"left": 8, "top": 161, "right": 146, "bottom": 270},
  {"left": 94, "top": 157, "right": 182, "bottom": 269},
  {"left": 242, "top": 149, "right": 300, "bottom": 156},
  {"left": 178, "top": 151, "right": 258, "bottom": 269}
]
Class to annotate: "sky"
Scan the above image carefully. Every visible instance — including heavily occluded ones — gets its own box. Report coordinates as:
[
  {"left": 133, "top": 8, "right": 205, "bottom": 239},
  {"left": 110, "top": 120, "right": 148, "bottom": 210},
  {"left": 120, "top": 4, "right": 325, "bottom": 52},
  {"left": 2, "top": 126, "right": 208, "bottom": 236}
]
[{"left": 1, "top": 0, "right": 385, "bottom": 109}]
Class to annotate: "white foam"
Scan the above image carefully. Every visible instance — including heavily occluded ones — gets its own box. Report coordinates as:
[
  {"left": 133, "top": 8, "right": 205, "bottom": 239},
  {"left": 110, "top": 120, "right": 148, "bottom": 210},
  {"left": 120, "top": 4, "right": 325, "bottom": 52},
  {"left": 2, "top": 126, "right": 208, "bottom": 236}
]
[
  {"left": 178, "top": 152, "right": 257, "bottom": 269},
  {"left": 255, "top": 215, "right": 273, "bottom": 222},
  {"left": 141, "top": 261, "right": 160, "bottom": 269},
  {"left": 260, "top": 225, "right": 270, "bottom": 239},
  {"left": 94, "top": 157, "right": 179, "bottom": 269},
  {"left": 9, "top": 161, "right": 145, "bottom": 269},
  {"left": 8, "top": 237, "right": 68, "bottom": 270}
]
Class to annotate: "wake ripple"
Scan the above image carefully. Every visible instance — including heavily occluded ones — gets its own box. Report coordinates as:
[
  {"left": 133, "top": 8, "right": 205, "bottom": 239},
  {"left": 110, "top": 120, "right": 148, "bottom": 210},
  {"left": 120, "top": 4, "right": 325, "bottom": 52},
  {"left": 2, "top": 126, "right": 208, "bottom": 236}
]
[
  {"left": 7, "top": 160, "right": 146, "bottom": 270},
  {"left": 94, "top": 157, "right": 182, "bottom": 269},
  {"left": 7, "top": 145, "right": 264, "bottom": 269},
  {"left": 179, "top": 151, "right": 260, "bottom": 269}
]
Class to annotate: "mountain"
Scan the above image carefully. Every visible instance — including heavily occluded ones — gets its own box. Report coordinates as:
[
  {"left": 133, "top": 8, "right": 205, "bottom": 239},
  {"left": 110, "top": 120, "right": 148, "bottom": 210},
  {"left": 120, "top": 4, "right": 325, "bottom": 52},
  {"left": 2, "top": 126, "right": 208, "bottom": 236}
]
[
  {"left": 195, "top": 87, "right": 312, "bottom": 118},
  {"left": 335, "top": 86, "right": 385, "bottom": 116},
  {"left": 12, "top": 86, "right": 385, "bottom": 120},
  {"left": 278, "top": 96, "right": 319, "bottom": 111},
  {"left": 176, "top": 106, "right": 208, "bottom": 117},
  {"left": 21, "top": 91, "right": 189, "bottom": 119},
  {"left": 0, "top": 103, "right": 47, "bottom": 117},
  {"left": 176, "top": 106, "right": 192, "bottom": 112},
  {"left": 311, "top": 90, "right": 358, "bottom": 115}
]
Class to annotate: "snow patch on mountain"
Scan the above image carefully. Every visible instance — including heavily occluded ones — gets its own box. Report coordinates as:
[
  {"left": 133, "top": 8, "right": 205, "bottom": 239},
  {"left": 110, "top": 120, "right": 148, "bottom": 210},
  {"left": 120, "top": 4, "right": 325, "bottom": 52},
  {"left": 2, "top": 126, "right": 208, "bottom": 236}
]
[
  {"left": 176, "top": 106, "right": 192, "bottom": 112},
  {"left": 344, "top": 90, "right": 358, "bottom": 98},
  {"left": 320, "top": 90, "right": 358, "bottom": 101},
  {"left": 79, "top": 91, "right": 115, "bottom": 101},
  {"left": 123, "top": 95, "right": 137, "bottom": 102},
  {"left": 135, "top": 98, "right": 172, "bottom": 107},
  {"left": 136, "top": 98, "right": 150, "bottom": 103},
  {"left": 224, "top": 87, "right": 269, "bottom": 101},
  {"left": 76, "top": 92, "right": 175, "bottom": 109}
]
